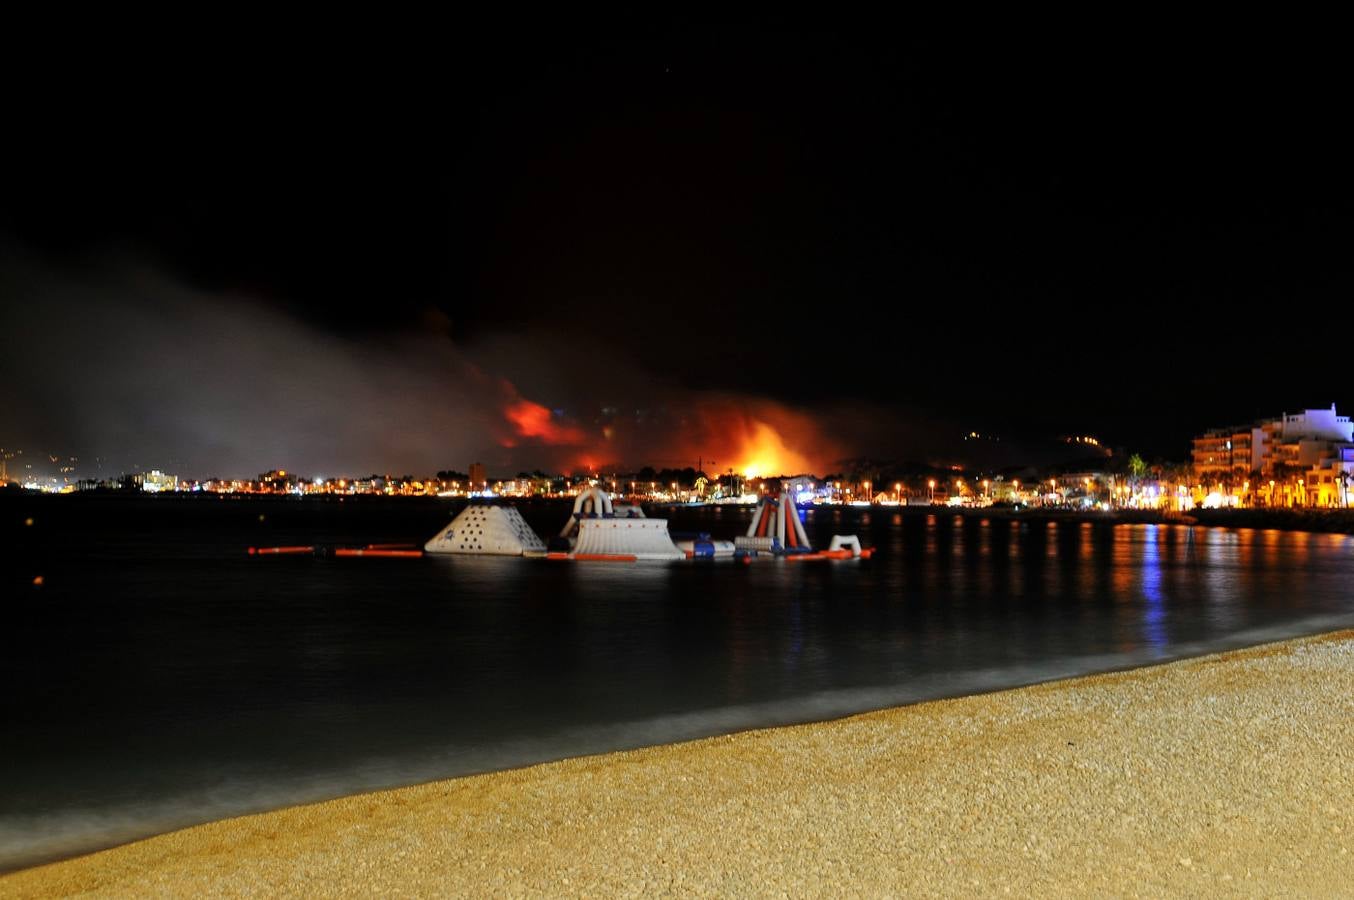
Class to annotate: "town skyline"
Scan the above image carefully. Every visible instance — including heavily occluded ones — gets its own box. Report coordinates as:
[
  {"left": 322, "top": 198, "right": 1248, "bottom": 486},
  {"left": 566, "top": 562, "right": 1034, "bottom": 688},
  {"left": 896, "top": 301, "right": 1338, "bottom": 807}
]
[{"left": 8, "top": 400, "right": 1352, "bottom": 510}]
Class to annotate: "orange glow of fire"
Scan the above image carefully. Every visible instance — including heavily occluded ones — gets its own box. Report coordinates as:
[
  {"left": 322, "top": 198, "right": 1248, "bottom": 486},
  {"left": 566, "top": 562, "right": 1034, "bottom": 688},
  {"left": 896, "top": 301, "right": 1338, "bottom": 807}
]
[
  {"left": 501, "top": 399, "right": 585, "bottom": 446},
  {"left": 483, "top": 372, "right": 836, "bottom": 477},
  {"left": 730, "top": 420, "right": 816, "bottom": 478},
  {"left": 655, "top": 399, "right": 836, "bottom": 479}
]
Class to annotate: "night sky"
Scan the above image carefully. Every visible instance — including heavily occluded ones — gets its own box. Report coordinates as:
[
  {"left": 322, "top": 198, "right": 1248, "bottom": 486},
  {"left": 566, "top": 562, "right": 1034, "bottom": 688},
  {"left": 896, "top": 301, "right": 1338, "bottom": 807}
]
[{"left": 2, "top": 28, "right": 1349, "bottom": 478}]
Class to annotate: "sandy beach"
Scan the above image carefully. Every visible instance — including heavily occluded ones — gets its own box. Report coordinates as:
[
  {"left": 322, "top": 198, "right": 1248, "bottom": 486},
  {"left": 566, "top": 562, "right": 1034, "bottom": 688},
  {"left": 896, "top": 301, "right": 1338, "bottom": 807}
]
[{"left": 4, "top": 631, "right": 1352, "bottom": 897}]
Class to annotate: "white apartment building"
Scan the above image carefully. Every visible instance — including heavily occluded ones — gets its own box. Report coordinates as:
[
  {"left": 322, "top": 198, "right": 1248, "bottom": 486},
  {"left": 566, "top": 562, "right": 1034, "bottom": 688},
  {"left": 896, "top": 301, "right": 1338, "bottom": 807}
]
[{"left": 1194, "top": 404, "right": 1354, "bottom": 507}]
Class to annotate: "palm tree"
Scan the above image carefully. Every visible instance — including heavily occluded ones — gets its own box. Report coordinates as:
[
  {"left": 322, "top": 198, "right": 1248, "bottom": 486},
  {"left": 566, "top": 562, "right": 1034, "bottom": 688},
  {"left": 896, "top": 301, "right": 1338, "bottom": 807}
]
[
  {"left": 1268, "top": 462, "right": 1297, "bottom": 508},
  {"left": 1128, "top": 453, "right": 1148, "bottom": 483}
]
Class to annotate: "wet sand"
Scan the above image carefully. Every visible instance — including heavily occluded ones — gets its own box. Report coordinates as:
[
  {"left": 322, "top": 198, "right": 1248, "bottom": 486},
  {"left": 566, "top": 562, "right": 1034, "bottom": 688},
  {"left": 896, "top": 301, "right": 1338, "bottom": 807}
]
[{"left": 5, "top": 631, "right": 1352, "bottom": 897}]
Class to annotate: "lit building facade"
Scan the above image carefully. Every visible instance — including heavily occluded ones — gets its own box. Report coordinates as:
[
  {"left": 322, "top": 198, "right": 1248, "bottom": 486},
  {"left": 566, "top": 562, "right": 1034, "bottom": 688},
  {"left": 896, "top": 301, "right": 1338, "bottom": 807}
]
[
  {"left": 131, "top": 470, "right": 178, "bottom": 492},
  {"left": 1193, "top": 405, "right": 1354, "bottom": 507},
  {"left": 469, "top": 462, "right": 487, "bottom": 492},
  {"left": 1191, "top": 426, "right": 1265, "bottom": 487}
]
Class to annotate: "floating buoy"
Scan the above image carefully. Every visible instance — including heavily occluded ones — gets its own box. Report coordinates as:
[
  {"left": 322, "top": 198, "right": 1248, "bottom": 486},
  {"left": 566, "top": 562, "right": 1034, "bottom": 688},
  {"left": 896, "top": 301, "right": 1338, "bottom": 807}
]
[{"left": 32, "top": 575, "right": 44, "bottom": 586}]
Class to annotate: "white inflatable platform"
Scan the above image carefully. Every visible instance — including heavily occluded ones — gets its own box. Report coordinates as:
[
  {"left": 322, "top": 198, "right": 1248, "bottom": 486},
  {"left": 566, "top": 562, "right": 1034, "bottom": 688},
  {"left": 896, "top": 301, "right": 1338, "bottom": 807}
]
[{"left": 424, "top": 504, "right": 546, "bottom": 556}]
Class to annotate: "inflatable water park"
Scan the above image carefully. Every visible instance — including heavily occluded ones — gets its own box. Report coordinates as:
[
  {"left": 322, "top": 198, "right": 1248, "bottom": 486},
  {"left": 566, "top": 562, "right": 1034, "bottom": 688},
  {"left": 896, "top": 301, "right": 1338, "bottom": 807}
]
[
  {"left": 249, "top": 482, "right": 872, "bottom": 563},
  {"left": 422, "top": 482, "right": 873, "bottom": 563}
]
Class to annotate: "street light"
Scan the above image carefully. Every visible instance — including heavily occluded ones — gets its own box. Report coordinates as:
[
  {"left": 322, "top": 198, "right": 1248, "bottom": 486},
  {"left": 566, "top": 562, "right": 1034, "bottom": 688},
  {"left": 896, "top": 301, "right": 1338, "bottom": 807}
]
[
  {"left": 928, "top": 479, "right": 936, "bottom": 503},
  {"left": 895, "top": 482, "right": 902, "bottom": 504},
  {"left": 1225, "top": 438, "right": 1235, "bottom": 497}
]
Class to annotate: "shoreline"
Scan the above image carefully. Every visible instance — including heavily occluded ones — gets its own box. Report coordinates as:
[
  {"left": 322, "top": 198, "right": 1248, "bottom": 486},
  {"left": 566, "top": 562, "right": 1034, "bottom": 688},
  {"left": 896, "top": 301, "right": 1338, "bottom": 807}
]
[
  {"left": 4, "top": 614, "right": 1350, "bottom": 879},
  {"left": 5, "top": 631, "right": 1352, "bottom": 896}
]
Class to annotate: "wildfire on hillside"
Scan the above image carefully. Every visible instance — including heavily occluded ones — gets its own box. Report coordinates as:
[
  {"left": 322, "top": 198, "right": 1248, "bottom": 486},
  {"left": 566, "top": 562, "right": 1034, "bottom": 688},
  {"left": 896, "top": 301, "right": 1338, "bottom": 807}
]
[{"left": 494, "top": 384, "right": 838, "bottom": 478}]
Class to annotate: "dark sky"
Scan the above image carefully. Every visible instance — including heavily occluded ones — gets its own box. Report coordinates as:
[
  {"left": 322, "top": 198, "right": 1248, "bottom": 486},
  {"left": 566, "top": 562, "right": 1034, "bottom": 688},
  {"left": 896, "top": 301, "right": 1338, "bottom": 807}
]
[{"left": 2, "top": 27, "right": 1349, "bottom": 477}]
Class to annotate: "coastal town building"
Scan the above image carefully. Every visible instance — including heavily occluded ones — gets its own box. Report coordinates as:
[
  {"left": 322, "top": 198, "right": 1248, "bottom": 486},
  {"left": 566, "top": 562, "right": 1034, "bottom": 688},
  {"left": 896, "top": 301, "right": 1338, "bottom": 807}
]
[
  {"left": 1192, "top": 405, "right": 1354, "bottom": 507},
  {"left": 129, "top": 470, "right": 178, "bottom": 492},
  {"left": 257, "top": 469, "right": 297, "bottom": 492},
  {"left": 1191, "top": 426, "right": 1264, "bottom": 486},
  {"left": 468, "top": 462, "right": 487, "bottom": 492}
]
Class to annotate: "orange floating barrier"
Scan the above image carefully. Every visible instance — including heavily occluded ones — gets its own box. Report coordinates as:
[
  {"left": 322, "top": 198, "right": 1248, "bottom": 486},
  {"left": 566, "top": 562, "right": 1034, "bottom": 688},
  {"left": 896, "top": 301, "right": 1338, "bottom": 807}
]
[
  {"left": 785, "top": 548, "right": 874, "bottom": 562},
  {"left": 334, "top": 548, "right": 424, "bottom": 558},
  {"left": 250, "top": 546, "right": 315, "bottom": 556},
  {"left": 364, "top": 543, "right": 418, "bottom": 550},
  {"left": 572, "top": 553, "right": 638, "bottom": 562},
  {"left": 546, "top": 551, "right": 570, "bottom": 561}
]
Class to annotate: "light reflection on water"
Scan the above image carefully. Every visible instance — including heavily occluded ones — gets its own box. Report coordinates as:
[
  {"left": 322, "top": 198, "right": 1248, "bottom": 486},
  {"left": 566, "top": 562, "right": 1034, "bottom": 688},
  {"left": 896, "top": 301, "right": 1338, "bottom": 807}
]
[
  {"left": 2, "top": 495, "right": 1353, "bottom": 871},
  {"left": 1140, "top": 525, "right": 1165, "bottom": 652}
]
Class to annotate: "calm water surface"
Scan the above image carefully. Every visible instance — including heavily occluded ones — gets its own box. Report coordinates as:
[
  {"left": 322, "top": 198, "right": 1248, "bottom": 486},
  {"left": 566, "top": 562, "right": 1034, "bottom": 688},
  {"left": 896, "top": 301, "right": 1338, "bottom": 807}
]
[{"left": 3, "top": 494, "right": 1352, "bottom": 869}]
